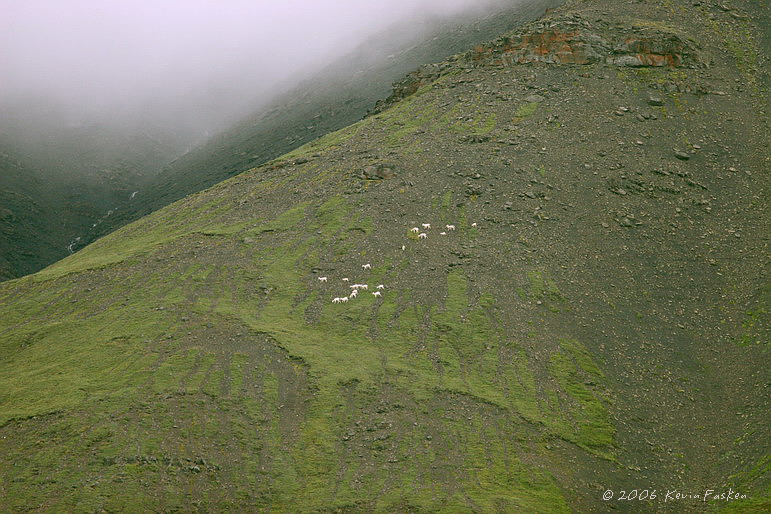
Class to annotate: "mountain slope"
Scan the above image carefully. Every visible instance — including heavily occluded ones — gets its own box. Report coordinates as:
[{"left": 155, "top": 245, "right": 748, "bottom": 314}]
[{"left": 0, "top": 0, "right": 768, "bottom": 511}]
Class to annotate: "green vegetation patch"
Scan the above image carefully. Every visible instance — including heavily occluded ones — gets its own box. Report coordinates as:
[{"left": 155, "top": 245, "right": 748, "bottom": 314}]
[
  {"left": 738, "top": 285, "right": 768, "bottom": 347},
  {"left": 377, "top": 92, "right": 441, "bottom": 148},
  {"left": 548, "top": 339, "right": 615, "bottom": 459},
  {"left": 526, "top": 270, "right": 565, "bottom": 311},
  {"left": 277, "top": 118, "right": 366, "bottom": 163},
  {"left": 514, "top": 102, "right": 539, "bottom": 121}
]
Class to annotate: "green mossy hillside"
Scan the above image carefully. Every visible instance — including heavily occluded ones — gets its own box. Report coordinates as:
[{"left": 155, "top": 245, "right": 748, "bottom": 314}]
[{"left": 1, "top": 0, "right": 768, "bottom": 509}]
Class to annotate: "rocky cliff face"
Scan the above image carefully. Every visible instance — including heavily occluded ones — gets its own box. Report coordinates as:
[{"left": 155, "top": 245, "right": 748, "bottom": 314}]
[
  {"left": 470, "top": 14, "right": 700, "bottom": 67},
  {"left": 379, "top": 7, "right": 706, "bottom": 112}
]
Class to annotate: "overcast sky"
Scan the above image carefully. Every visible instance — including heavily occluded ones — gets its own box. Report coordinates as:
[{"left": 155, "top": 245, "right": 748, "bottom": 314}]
[{"left": 0, "top": 0, "right": 506, "bottom": 133}]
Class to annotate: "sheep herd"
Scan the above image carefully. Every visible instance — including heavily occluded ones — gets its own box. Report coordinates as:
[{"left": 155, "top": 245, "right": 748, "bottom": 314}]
[
  {"left": 320, "top": 221, "right": 476, "bottom": 305},
  {"left": 323, "top": 265, "right": 383, "bottom": 304}
]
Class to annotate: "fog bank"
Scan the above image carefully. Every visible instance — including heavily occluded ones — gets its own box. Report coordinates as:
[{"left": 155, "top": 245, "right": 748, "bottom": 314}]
[{"left": 1, "top": 0, "right": 512, "bottom": 140}]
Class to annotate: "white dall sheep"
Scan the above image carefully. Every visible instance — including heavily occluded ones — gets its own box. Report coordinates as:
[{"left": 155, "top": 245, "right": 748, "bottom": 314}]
[
  {"left": 350, "top": 290, "right": 358, "bottom": 298},
  {"left": 419, "top": 233, "right": 428, "bottom": 239},
  {"left": 401, "top": 245, "right": 406, "bottom": 251},
  {"left": 376, "top": 284, "right": 384, "bottom": 290},
  {"left": 471, "top": 222, "right": 477, "bottom": 227},
  {"left": 446, "top": 225, "right": 456, "bottom": 231},
  {"left": 342, "top": 278, "right": 349, "bottom": 282},
  {"left": 341, "top": 296, "right": 349, "bottom": 303},
  {"left": 360, "top": 284, "right": 368, "bottom": 290},
  {"left": 422, "top": 223, "right": 431, "bottom": 229},
  {"left": 411, "top": 227, "right": 420, "bottom": 233},
  {"left": 372, "top": 291, "right": 382, "bottom": 297},
  {"left": 332, "top": 297, "right": 342, "bottom": 304},
  {"left": 362, "top": 263, "right": 371, "bottom": 270},
  {"left": 440, "top": 232, "right": 447, "bottom": 236},
  {"left": 318, "top": 276, "right": 327, "bottom": 282}
]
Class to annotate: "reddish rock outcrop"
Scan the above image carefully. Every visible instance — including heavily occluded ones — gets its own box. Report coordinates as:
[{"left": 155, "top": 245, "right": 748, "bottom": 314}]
[
  {"left": 469, "top": 15, "right": 698, "bottom": 68},
  {"left": 376, "top": 13, "right": 700, "bottom": 111},
  {"left": 472, "top": 29, "right": 605, "bottom": 65}
]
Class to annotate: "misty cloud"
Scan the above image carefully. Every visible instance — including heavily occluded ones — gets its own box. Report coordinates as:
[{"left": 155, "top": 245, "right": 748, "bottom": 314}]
[{"left": 1, "top": 0, "right": 508, "bottom": 136}]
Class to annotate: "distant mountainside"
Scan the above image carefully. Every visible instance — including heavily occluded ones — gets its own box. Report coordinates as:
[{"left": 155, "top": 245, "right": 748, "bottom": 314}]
[
  {"left": 0, "top": 112, "right": 187, "bottom": 280},
  {"left": 0, "top": 149, "right": 56, "bottom": 280},
  {"left": 0, "top": 0, "right": 768, "bottom": 511}
]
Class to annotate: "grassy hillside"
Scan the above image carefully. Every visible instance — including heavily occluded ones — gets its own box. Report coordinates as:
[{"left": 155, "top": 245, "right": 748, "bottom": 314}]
[{"left": 0, "top": 0, "right": 768, "bottom": 511}]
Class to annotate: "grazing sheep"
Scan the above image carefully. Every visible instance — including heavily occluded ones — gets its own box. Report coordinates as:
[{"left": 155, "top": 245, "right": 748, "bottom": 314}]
[
  {"left": 372, "top": 291, "right": 382, "bottom": 297},
  {"left": 341, "top": 296, "right": 349, "bottom": 303},
  {"left": 318, "top": 276, "right": 328, "bottom": 282},
  {"left": 332, "top": 297, "right": 342, "bottom": 303},
  {"left": 350, "top": 290, "right": 358, "bottom": 298},
  {"left": 362, "top": 263, "right": 372, "bottom": 270},
  {"left": 342, "top": 277, "right": 349, "bottom": 282},
  {"left": 422, "top": 223, "right": 431, "bottom": 229},
  {"left": 419, "top": 233, "right": 427, "bottom": 239},
  {"left": 401, "top": 245, "right": 406, "bottom": 251},
  {"left": 360, "top": 284, "right": 368, "bottom": 290},
  {"left": 376, "top": 284, "right": 384, "bottom": 290},
  {"left": 411, "top": 227, "right": 420, "bottom": 233},
  {"left": 471, "top": 222, "right": 477, "bottom": 227},
  {"left": 350, "top": 284, "right": 361, "bottom": 289},
  {"left": 440, "top": 232, "right": 447, "bottom": 236},
  {"left": 446, "top": 224, "right": 455, "bottom": 231}
]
